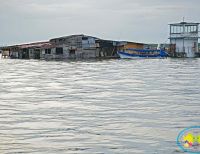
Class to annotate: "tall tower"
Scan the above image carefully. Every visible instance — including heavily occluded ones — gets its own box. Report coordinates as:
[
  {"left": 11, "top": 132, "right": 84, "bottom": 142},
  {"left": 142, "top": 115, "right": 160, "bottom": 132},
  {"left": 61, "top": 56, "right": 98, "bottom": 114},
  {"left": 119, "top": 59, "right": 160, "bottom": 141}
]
[{"left": 169, "top": 22, "right": 199, "bottom": 58}]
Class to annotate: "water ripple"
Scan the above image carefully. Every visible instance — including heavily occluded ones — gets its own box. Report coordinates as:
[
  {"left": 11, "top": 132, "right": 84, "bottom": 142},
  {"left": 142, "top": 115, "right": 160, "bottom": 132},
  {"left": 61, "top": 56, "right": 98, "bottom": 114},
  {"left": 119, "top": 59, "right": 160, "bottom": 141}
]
[{"left": 0, "top": 58, "right": 200, "bottom": 153}]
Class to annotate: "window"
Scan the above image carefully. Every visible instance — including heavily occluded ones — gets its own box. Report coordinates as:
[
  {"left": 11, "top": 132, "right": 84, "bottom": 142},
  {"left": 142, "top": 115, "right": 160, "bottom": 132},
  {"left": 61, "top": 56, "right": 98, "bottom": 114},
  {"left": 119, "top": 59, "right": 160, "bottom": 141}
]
[
  {"left": 193, "top": 26, "right": 197, "bottom": 32},
  {"left": 180, "top": 26, "right": 183, "bottom": 33},
  {"left": 82, "top": 37, "right": 88, "bottom": 40},
  {"left": 48, "top": 49, "right": 51, "bottom": 54},
  {"left": 45, "top": 49, "right": 51, "bottom": 54},
  {"left": 186, "top": 26, "right": 189, "bottom": 33},
  {"left": 69, "top": 50, "right": 75, "bottom": 55},
  {"left": 56, "top": 48, "right": 63, "bottom": 55}
]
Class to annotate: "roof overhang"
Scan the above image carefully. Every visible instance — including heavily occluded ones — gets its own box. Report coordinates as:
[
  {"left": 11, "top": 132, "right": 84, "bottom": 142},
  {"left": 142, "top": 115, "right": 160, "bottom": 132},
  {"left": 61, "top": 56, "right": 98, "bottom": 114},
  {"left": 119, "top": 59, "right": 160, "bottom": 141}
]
[{"left": 169, "top": 22, "right": 200, "bottom": 26}]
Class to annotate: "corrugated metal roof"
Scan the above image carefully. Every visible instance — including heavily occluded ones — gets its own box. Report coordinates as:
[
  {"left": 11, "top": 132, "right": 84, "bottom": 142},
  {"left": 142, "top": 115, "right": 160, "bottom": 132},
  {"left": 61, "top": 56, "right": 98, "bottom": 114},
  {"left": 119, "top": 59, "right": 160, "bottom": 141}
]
[
  {"left": 41, "top": 43, "right": 56, "bottom": 49},
  {"left": 50, "top": 34, "right": 99, "bottom": 41},
  {"left": 17, "top": 42, "right": 51, "bottom": 49}
]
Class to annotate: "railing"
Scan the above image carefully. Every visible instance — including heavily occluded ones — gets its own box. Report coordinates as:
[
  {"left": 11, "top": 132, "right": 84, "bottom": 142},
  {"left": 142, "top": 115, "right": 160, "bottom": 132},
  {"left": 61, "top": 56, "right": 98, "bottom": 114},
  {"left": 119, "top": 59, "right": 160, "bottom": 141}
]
[{"left": 170, "top": 33, "right": 198, "bottom": 38}]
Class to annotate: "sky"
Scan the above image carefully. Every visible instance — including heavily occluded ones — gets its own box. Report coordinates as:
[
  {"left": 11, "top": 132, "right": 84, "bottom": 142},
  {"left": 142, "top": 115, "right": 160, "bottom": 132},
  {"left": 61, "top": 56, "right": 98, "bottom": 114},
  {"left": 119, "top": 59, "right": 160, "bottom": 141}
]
[{"left": 0, "top": 0, "right": 199, "bottom": 46}]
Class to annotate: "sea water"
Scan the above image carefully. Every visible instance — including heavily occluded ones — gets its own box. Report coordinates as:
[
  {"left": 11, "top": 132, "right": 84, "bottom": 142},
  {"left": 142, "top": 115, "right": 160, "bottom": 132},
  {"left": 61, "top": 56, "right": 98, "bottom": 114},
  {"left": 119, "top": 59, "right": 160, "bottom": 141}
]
[{"left": 0, "top": 58, "right": 200, "bottom": 154}]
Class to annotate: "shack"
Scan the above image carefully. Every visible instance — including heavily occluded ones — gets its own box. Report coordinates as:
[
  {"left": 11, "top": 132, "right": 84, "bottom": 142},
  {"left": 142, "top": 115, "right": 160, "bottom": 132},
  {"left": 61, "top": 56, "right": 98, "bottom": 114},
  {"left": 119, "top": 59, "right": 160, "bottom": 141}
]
[
  {"left": 1, "top": 45, "right": 19, "bottom": 58},
  {"left": 18, "top": 42, "right": 51, "bottom": 59},
  {"left": 95, "top": 40, "right": 119, "bottom": 58},
  {"left": 49, "top": 34, "right": 99, "bottom": 59},
  {"left": 1, "top": 42, "right": 51, "bottom": 59},
  {"left": 40, "top": 44, "right": 72, "bottom": 60},
  {"left": 1, "top": 34, "right": 146, "bottom": 60}
]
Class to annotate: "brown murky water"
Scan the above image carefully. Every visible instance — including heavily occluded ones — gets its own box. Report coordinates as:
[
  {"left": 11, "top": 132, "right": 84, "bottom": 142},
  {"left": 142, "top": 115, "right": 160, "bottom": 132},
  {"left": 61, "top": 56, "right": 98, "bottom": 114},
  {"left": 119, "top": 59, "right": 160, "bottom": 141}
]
[{"left": 0, "top": 58, "right": 200, "bottom": 154}]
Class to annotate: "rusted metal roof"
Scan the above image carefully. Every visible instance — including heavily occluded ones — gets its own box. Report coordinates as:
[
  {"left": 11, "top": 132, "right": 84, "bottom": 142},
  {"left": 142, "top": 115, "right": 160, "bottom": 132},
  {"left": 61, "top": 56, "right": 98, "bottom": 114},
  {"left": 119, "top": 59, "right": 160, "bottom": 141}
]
[
  {"left": 40, "top": 43, "right": 56, "bottom": 49},
  {"left": 17, "top": 41, "right": 51, "bottom": 49},
  {"left": 50, "top": 34, "right": 99, "bottom": 42}
]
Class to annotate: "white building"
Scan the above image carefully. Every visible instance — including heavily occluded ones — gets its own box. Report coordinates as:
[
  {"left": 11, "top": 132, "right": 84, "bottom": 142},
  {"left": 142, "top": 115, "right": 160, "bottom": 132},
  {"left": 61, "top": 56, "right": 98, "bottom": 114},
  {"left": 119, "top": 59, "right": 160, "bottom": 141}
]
[{"left": 169, "top": 22, "right": 199, "bottom": 58}]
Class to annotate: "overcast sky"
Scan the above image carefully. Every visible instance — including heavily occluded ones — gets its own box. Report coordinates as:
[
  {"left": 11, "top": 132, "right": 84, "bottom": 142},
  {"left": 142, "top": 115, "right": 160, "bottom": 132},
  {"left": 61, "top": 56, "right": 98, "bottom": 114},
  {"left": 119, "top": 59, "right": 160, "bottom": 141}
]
[{"left": 0, "top": 0, "right": 199, "bottom": 45}]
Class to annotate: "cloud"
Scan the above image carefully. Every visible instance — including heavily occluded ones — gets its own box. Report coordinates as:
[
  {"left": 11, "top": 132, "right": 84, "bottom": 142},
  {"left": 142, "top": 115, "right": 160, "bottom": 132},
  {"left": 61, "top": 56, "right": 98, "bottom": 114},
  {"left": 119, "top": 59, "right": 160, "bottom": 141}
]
[{"left": 0, "top": 0, "right": 199, "bottom": 45}]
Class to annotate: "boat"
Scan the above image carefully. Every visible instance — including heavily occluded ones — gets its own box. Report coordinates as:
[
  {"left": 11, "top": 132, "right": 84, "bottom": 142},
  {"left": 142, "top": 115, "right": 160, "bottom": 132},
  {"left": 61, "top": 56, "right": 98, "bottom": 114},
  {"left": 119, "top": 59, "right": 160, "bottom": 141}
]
[{"left": 117, "top": 48, "right": 168, "bottom": 59}]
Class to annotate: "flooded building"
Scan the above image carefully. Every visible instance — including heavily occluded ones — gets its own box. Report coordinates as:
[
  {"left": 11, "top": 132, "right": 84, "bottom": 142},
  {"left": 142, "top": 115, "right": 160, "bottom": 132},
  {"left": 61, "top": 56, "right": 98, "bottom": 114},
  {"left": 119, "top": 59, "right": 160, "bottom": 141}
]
[
  {"left": 18, "top": 42, "right": 51, "bottom": 59},
  {"left": 40, "top": 44, "right": 78, "bottom": 60},
  {"left": 1, "top": 34, "right": 146, "bottom": 60},
  {"left": 1, "top": 42, "right": 50, "bottom": 59},
  {"left": 49, "top": 35, "right": 99, "bottom": 59},
  {"left": 1, "top": 45, "right": 21, "bottom": 59},
  {"left": 96, "top": 40, "right": 119, "bottom": 58},
  {"left": 48, "top": 34, "right": 121, "bottom": 59},
  {"left": 169, "top": 22, "right": 199, "bottom": 58}
]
